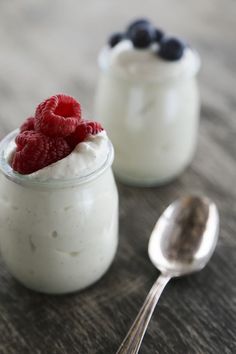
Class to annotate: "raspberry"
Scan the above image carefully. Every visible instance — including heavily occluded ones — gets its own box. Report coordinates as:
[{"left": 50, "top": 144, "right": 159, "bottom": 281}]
[
  {"left": 66, "top": 120, "right": 103, "bottom": 149},
  {"left": 11, "top": 131, "right": 71, "bottom": 174},
  {"left": 35, "top": 94, "right": 81, "bottom": 137},
  {"left": 20, "top": 117, "right": 35, "bottom": 132}
]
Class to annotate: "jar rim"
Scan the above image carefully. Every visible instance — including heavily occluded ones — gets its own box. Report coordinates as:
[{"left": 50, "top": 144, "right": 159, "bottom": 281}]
[
  {"left": 98, "top": 45, "right": 201, "bottom": 83},
  {"left": 0, "top": 129, "right": 114, "bottom": 189}
]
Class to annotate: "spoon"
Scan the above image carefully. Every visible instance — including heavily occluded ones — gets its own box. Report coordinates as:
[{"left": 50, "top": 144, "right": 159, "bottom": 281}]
[{"left": 116, "top": 195, "right": 219, "bottom": 354}]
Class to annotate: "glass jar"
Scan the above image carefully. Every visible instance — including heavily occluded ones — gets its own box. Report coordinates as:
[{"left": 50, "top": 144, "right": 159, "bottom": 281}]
[
  {"left": 0, "top": 130, "right": 118, "bottom": 294},
  {"left": 95, "top": 54, "right": 200, "bottom": 186}
]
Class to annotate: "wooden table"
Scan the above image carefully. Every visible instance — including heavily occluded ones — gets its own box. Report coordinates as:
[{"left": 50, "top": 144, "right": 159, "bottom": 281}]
[{"left": 0, "top": 1, "right": 235, "bottom": 353}]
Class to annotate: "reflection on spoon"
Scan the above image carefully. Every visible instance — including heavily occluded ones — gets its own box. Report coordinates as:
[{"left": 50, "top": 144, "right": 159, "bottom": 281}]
[{"left": 116, "top": 195, "right": 219, "bottom": 354}]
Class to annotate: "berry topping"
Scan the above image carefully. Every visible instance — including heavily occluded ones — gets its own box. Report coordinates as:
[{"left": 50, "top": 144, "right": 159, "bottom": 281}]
[
  {"left": 67, "top": 121, "right": 103, "bottom": 149},
  {"left": 158, "top": 37, "right": 185, "bottom": 61},
  {"left": 20, "top": 117, "right": 35, "bottom": 132},
  {"left": 126, "top": 18, "right": 150, "bottom": 37},
  {"left": 108, "top": 32, "right": 124, "bottom": 48},
  {"left": 129, "top": 23, "right": 156, "bottom": 49},
  {"left": 11, "top": 131, "right": 71, "bottom": 174},
  {"left": 35, "top": 94, "right": 81, "bottom": 137},
  {"left": 107, "top": 19, "right": 189, "bottom": 63},
  {"left": 11, "top": 95, "right": 104, "bottom": 174},
  {"left": 154, "top": 28, "right": 164, "bottom": 43}
]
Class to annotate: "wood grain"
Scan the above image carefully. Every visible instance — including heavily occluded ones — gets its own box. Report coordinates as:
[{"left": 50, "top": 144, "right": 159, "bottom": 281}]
[{"left": 0, "top": 0, "right": 236, "bottom": 353}]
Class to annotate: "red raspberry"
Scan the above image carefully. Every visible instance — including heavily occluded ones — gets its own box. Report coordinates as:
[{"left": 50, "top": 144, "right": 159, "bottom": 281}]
[
  {"left": 20, "top": 117, "right": 35, "bottom": 132},
  {"left": 11, "top": 131, "right": 72, "bottom": 174},
  {"left": 35, "top": 94, "right": 81, "bottom": 137},
  {"left": 67, "top": 120, "right": 103, "bottom": 149}
]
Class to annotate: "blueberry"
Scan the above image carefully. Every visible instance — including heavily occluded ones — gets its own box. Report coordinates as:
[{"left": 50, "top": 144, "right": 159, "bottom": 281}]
[
  {"left": 129, "top": 23, "right": 156, "bottom": 49},
  {"left": 126, "top": 18, "right": 150, "bottom": 37},
  {"left": 108, "top": 32, "right": 124, "bottom": 48},
  {"left": 158, "top": 37, "right": 185, "bottom": 61},
  {"left": 154, "top": 28, "right": 164, "bottom": 43}
]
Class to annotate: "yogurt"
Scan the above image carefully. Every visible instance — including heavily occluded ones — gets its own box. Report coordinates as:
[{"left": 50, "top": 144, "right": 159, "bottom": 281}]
[
  {"left": 99, "top": 40, "right": 200, "bottom": 82},
  {"left": 25, "top": 131, "right": 110, "bottom": 181},
  {"left": 0, "top": 130, "right": 118, "bottom": 294},
  {"left": 95, "top": 25, "right": 201, "bottom": 186}
]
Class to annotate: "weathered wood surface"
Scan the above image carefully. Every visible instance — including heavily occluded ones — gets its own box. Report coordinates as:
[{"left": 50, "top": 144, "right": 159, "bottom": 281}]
[{"left": 0, "top": 1, "right": 235, "bottom": 353}]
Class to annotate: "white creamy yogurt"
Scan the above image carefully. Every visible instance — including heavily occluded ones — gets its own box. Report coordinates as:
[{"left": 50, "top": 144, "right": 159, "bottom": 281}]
[
  {"left": 27, "top": 131, "right": 109, "bottom": 181},
  {"left": 95, "top": 39, "right": 201, "bottom": 185},
  {"left": 0, "top": 130, "right": 118, "bottom": 294},
  {"left": 99, "top": 39, "right": 200, "bottom": 81}
]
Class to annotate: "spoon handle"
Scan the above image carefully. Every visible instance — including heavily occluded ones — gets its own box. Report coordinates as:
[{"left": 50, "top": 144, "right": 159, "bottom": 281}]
[{"left": 116, "top": 274, "right": 171, "bottom": 354}]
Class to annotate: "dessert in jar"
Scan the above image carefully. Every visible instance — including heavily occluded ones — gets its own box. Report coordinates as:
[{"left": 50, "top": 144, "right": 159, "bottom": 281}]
[
  {"left": 95, "top": 18, "right": 201, "bottom": 186},
  {"left": 0, "top": 94, "right": 118, "bottom": 294}
]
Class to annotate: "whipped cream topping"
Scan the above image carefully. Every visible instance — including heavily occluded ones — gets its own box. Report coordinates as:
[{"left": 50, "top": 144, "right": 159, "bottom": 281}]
[
  {"left": 99, "top": 39, "right": 200, "bottom": 81},
  {"left": 6, "top": 131, "right": 109, "bottom": 181}
]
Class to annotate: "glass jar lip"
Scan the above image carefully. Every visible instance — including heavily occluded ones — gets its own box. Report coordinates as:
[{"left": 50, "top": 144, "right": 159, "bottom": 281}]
[
  {"left": 98, "top": 45, "right": 201, "bottom": 83},
  {"left": 0, "top": 129, "right": 114, "bottom": 189}
]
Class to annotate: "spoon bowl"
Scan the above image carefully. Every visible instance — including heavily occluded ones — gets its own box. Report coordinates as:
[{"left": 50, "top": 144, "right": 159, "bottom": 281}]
[
  {"left": 148, "top": 195, "right": 219, "bottom": 276},
  {"left": 117, "top": 195, "right": 219, "bottom": 354}
]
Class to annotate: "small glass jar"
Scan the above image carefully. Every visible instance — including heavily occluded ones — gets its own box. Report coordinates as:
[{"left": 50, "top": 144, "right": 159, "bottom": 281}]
[
  {"left": 95, "top": 52, "right": 200, "bottom": 186},
  {"left": 0, "top": 130, "right": 118, "bottom": 294}
]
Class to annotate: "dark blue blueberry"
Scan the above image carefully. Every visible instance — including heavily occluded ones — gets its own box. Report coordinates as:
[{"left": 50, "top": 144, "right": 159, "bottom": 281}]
[
  {"left": 129, "top": 23, "right": 156, "bottom": 49},
  {"left": 108, "top": 32, "right": 124, "bottom": 48},
  {"left": 154, "top": 28, "right": 164, "bottom": 43},
  {"left": 158, "top": 37, "right": 185, "bottom": 61},
  {"left": 126, "top": 18, "right": 150, "bottom": 37}
]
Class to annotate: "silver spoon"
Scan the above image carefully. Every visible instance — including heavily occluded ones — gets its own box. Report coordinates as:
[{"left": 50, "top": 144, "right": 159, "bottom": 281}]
[{"left": 116, "top": 195, "right": 219, "bottom": 354}]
